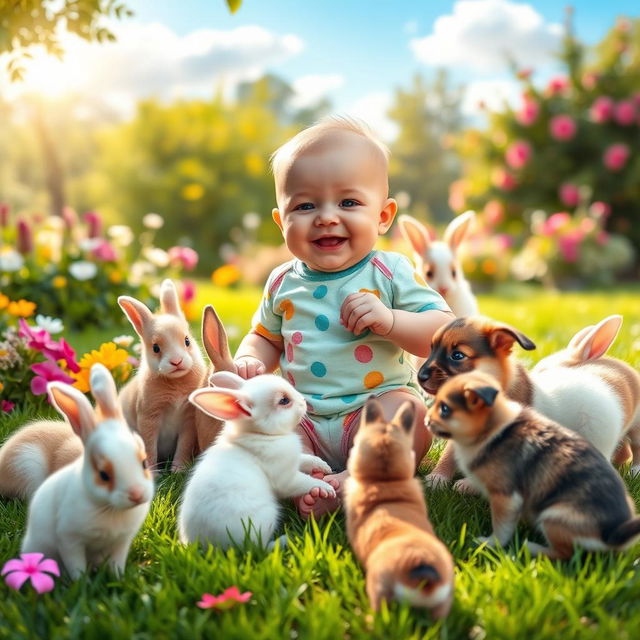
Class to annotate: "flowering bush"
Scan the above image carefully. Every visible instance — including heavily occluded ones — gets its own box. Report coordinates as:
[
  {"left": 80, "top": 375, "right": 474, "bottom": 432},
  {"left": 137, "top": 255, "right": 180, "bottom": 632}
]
[
  {"left": 452, "top": 14, "right": 640, "bottom": 285},
  {"left": 0, "top": 206, "right": 199, "bottom": 329}
]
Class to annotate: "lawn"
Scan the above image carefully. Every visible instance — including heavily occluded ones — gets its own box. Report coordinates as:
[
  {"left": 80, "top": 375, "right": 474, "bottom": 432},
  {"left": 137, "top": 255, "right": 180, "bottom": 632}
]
[{"left": 2, "top": 284, "right": 640, "bottom": 640}]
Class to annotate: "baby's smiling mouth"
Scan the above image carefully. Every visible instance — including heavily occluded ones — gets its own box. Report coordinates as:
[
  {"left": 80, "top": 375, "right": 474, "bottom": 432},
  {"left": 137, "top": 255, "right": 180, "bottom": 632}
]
[{"left": 312, "top": 236, "right": 347, "bottom": 248}]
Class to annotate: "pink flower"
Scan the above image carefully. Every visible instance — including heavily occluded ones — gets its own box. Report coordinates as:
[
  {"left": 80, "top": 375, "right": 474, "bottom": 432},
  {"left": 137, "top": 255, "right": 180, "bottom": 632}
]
[
  {"left": 516, "top": 97, "right": 539, "bottom": 126},
  {"left": 493, "top": 168, "right": 517, "bottom": 191},
  {"left": 18, "top": 319, "right": 79, "bottom": 372},
  {"left": 542, "top": 212, "right": 571, "bottom": 236},
  {"left": 2, "top": 553, "right": 60, "bottom": 593},
  {"left": 506, "top": 141, "right": 532, "bottom": 169},
  {"left": 0, "top": 203, "right": 9, "bottom": 227},
  {"left": 517, "top": 68, "right": 533, "bottom": 80},
  {"left": 92, "top": 239, "right": 118, "bottom": 262},
  {"left": 546, "top": 76, "right": 570, "bottom": 96},
  {"left": 1, "top": 400, "right": 14, "bottom": 413},
  {"left": 484, "top": 200, "right": 504, "bottom": 226},
  {"left": 614, "top": 100, "right": 636, "bottom": 126},
  {"left": 17, "top": 219, "right": 33, "bottom": 255},
  {"left": 590, "top": 96, "right": 615, "bottom": 123},
  {"left": 590, "top": 201, "right": 611, "bottom": 219},
  {"left": 83, "top": 211, "right": 102, "bottom": 238},
  {"left": 549, "top": 115, "right": 577, "bottom": 141},
  {"left": 559, "top": 183, "right": 580, "bottom": 208},
  {"left": 49, "top": 337, "right": 80, "bottom": 373},
  {"left": 62, "top": 207, "right": 77, "bottom": 229},
  {"left": 197, "top": 586, "right": 252, "bottom": 610},
  {"left": 182, "top": 279, "right": 196, "bottom": 303},
  {"left": 603, "top": 143, "right": 630, "bottom": 172},
  {"left": 496, "top": 234, "right": 514, "bottom": 250},
  {"left": 30, "top": 361, "right": 75, "bottom": 396},
  {"left": 558, "top": 230, "right": 584, "bottom": 263},
  {"left": 579, "top": 218, "right": 596, "bottom": 234},
  {"left": 581, "top": 72, "right": 599, "bottom": 90},
  {"left": 168, "top": 247, "right": 199, "bottom": 271}
]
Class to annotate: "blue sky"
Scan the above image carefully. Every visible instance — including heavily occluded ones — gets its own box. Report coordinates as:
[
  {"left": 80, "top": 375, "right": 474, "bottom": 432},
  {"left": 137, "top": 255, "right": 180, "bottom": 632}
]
[{"left": 6, "top": 0, "right": 640, "bottom": 138}]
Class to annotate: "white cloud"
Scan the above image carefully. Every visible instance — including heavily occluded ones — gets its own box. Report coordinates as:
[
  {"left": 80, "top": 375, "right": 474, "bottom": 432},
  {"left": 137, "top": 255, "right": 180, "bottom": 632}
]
[
  {"left": 290, "top": 74, "right": 344, "bottom": 109},
  {"left": 2, "top": 23, "right": 304, "bottom": 116},
  {"left": 410, "top": 0, "right": 563, "bottom": 73},
  {"left": 343, "top": 92, "right": 398, "bottom": 142}
]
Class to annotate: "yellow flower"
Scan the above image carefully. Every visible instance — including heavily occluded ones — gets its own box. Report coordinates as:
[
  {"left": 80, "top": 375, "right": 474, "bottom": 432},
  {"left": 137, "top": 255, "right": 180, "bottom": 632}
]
[
  {"left": 71, "top": 342, "right": 132, "bottom": 393},
  {"left": 109, "top": 270, "right": 123, "bottom": 284},
  {"left": 212, "top": 264, "right": 241, "bottom": 287},
  {"left": 52, "top": 275, "right": 67, "bottom": 288},
  {"left": 0, "top": 294, "right": 9, "bottom": 310},
  {"left": 0, "top": 381, "right": 3, "bottom": 392},
  {"left": 181, "top": 183, "right": 204, "bottom": 201},
  {"left": 8, "top": 299, "right": 36, "bottom": 317}
]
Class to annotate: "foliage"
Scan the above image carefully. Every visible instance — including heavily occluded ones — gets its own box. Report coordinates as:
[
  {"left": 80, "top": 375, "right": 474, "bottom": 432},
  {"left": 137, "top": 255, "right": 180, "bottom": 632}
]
[
  {"left": 454, "top": 14, "right": 640, "bottom": 285},
  {"left": 2, "top": 287, "right": 640, "bottom": 637},
  {"left": 0, "top": 0, "right": 133, "bottom": 82},
  {"left": 0, "top": 206, "right": 199, "bottom": 329},
  {"left": 388, "top": 72, "right": 464, "bottom": 224}
]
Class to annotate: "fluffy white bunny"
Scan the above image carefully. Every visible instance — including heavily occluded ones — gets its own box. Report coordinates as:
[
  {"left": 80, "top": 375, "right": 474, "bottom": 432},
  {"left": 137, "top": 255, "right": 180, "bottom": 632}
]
[
  {"left": 118, "top": 279, "right": 207, "bottom": 471},
  {"left": 179, "top": 372, "right": 336, "bottom": 549},
  {"left": 21, "top": 364, "right": 154, "bottom": 579},
  {"left": 398, "top": 211, "right": 478, "bottom": 317}
]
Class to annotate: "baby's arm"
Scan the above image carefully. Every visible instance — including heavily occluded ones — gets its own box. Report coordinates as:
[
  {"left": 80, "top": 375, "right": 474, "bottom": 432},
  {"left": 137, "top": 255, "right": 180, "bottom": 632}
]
[{"left": 234, "top": 332, "right": 282, "bottom": 378}]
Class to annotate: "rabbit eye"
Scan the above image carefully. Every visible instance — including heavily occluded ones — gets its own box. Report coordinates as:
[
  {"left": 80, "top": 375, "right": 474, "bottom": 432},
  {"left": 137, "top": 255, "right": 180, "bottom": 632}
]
[
  {"left": 185, "top": 336, "right": 190, "bottom": 347},
  {"left": 426, "top": 269, "right": 434, "bottom": 279},
  {"left": 153, "top": 343, "right": 160, "bottom": 354},
  {"left": 141, "top": 459, "right": 148, "bottom": 470},
  {"left": 450, "top": 350, "right": 466, "bottom": 361},
  {"left": 451, "top": 268, "right": 457, "bottom": 278},
  {"left": 99, "top": 470, "right": 111, "bottom": 482},
  {"left": 439, "top": 403, "right": 451, "bottom": 419},
  {"left": 278, "top": 395, "right": 290, "bottom": 406}
]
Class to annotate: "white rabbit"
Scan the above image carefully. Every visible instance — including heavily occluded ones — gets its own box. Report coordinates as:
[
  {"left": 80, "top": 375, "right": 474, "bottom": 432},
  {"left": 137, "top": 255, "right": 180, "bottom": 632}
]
[
  {"left": 118, "top": 279, "right": 207, "bottom": 471},
  {"left": 178, "top": 372, "right": 336, "bottom": 549},
  {"left": 398, "top": 211, "right": 478, "bottom": 317},
  {"left": 21, "top": 364, "right": 154, "bottom": 579},
  {"left": 194, "top": 305, "right": 235, "bottom": 455}
]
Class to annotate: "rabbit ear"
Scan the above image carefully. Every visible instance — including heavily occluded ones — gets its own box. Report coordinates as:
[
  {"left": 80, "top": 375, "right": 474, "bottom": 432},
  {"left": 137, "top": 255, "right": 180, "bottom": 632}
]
[
  {"left": 118, "top": 296, "right": 153, "bottom": 337},
  {"left": 89, "top": 363, "right": 121, "bottom": 420},
  {"left": 569, "top": 315, "right": 622, "bottom": 361},
  {"left": 398, "top": 215, "right": 433, "bottom": 255},
  {"left": 361, "top": 396, "right": 384, "bottom": 428},
  {"left": 391, "top": 401, "right": 415, "bottom": 433},
  {"left": 202, "top": 305, "right": 234, "bottom": 371},
  {"left": 48, "top": 382, "right": 96, "bottom": 442},
  {"left": 210, "top": 371, "right": 245, "bottom": 389},
  {"left": 444, "top": 210, "right": 475, "bottom": 252},
  {"left": 159, "top": 279, "right": 183, "bottom": 317},
  {"left": 189, "top": 387, "right": 252, "bottom": 420}
]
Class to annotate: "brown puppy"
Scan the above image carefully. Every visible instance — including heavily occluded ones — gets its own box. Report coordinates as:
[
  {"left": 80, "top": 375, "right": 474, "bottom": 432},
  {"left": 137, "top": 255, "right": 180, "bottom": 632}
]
[
  {"left": 344, "top": 397, "right": 454, "bottom": 617},
  {"left": 418, "top": 315, "right": 639, "bottom": 488},
  {"left": 427, "top": 371, "right": 640, "bottom": 559}
]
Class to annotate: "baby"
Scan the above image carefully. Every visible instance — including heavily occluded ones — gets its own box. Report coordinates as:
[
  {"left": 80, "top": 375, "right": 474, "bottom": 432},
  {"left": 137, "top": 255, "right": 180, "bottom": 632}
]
[{"left": 234, "top": 116, "right": 454, "bottom": 517}]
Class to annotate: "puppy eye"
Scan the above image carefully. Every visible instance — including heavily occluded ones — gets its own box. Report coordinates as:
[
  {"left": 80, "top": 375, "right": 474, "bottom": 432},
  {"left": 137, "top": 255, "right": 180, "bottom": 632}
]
[
  {"left": 278, "top": 395, "right": 290, "bottom": 406},
  {"left": 153, "top": 343, "right": 161, "bottom": 354},
  {"left": 439, "top": 403, "right": 451, "bottom": 418},
  {"left": 450, "top": 350, "right": 466, "bottom": 361},
  {"left": 185, "top": 336, "right": 190, "bottom": 347},
  {"left": 99, "top": 470, "right": 111, "bottom": 482}
]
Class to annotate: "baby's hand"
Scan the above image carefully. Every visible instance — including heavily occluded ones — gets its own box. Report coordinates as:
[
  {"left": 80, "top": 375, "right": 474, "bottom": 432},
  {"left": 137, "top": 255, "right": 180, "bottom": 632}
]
[
  {"left": 340, "top": 292, "right": 394, "bottom": 336},
  {"left": 234, "top": 356, "right": 266, "bottom": 379}
]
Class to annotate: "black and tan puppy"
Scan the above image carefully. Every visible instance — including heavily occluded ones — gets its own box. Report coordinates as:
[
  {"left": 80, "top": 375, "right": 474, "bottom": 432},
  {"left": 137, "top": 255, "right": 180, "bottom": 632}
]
[
  {"left": 426, "top": 371, "right": 640, "bottom": 559},
  {"left": 345, "top": 398, "right": 454, "bottom": 617}
]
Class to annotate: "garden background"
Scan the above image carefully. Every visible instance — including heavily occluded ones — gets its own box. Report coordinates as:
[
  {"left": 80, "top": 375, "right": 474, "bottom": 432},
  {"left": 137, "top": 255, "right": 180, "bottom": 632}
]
[{"left": 1, "top": 1, "right": 640, "bottom": 638}]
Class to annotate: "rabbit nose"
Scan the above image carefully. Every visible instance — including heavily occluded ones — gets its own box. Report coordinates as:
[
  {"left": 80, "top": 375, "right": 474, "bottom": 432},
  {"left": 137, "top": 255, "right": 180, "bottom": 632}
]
[
  {"left": 417, "top": 365, "right": 432, "bottom": 383},
  {"left": 438, "top": 287, "right": 448, "bottom": 296},
  {"left": 170, "top": 357, "right": 183, "bottom": 367},
  {"left": 128, "top": 486, "right": 145, "bottom": 504}
]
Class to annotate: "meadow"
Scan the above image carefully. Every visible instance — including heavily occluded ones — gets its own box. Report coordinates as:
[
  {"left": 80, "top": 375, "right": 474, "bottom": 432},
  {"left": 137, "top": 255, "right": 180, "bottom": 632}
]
[{"left": 2, "top": 283, "right": 640, "bottom": 640}]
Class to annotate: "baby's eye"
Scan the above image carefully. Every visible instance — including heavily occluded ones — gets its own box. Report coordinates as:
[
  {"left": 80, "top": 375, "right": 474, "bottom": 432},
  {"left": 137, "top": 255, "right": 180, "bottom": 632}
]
[
  {"left": 340, "top": 199, "right": 359, "bottom": 208},
  {"left": 439, "top": 403, "right": 451, "bottom": 419},
  {"left": 450, "top": 350, "right": 466, "bottom": 361},
  {"left": 153, "top": 343, "right": 161, "bottom": 354},
  {"left": 278, "top": 395, "right": 291, "bottom": 406},
  {"left": 294, "top": 202, "right": 315, "bottom": 211}
]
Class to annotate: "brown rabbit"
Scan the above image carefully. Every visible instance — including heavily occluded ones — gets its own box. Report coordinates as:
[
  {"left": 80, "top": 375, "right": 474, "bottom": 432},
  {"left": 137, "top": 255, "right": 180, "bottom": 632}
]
[
  {"left": 344, "top": 397, "right": 454, "bottom": 617},
  {"left": 118, "top": 279, "right": 206, "bottom": 471},
  {"left": 194, "top": 305, "right": 236, "bottom": 454}
]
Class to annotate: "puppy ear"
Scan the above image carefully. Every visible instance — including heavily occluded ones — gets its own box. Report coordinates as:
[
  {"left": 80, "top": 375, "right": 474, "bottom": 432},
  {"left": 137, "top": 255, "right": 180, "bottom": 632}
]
[
  {"left": 463, "top": 385, "right": 498, "bottom": 410},
  {"left": 487, "top": 325, "right": 536, "bottom": 353},
  {"left": 362, "top": 396, "right": 384, "bottom": 427},
  {"left": 391, "top": 401, "right": 415, "bottom": 433}
]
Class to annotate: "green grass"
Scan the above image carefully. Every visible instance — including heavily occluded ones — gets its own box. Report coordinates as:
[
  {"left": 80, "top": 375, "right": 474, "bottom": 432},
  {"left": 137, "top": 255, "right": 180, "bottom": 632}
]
[{"left": 2, "top": 285, "right": 640, "bottom": 639}]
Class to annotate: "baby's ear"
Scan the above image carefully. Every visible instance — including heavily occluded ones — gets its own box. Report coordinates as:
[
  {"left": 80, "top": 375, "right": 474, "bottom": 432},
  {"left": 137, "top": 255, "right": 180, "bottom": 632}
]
[
  {"left": 272, "top": 208, "right": 283, "bottom": 231},
  {"left": 378, "top": 198, "right": 397, "bottom": 234}
]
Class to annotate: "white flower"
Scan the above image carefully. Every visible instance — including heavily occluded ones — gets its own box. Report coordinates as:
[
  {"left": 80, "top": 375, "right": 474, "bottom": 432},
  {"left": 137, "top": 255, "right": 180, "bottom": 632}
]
[
  {"left": 133, "top": 343, "right": 142, "bottom": 354},
  {"left": 69, "top": 260, "right": 98, "bottom": 280},
  {"left": 0, "top": 248, "right": 24, "bottom": 272},
  {"left": 107, "top": 225, "right": 134, "bottom": 247},
  {"left": 128, "top": 260, "right": 154, "bottom": 285},
  {"left": 78, "top": 238, "right": 102, "bottom": 252},
  {"left": 112, "top": 334, "right": 134, "bottom": 347},
  {"left": 43, "top": 216, "right": 65, "bottom": 231},
  {"left": 242, "top": 212, "right": 260, "bottom": 230},
  {"left": 142, "top": 213, "right": 164, "bottom": 229},
  {"left": 35, "top": 315, "right": 64, "bottom": 334},
  {"left": 143, "top": 246, "right": 169, "bottom": 268}
]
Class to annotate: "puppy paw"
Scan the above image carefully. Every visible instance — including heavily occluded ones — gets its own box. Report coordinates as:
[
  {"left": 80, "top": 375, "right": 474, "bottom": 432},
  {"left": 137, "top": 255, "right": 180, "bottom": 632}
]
[
  {"left": 453, "top": 478, "right": 480, "bottom": 494},
  {"left": 424, "top": 473, "right": 450, "bottom": 489}
]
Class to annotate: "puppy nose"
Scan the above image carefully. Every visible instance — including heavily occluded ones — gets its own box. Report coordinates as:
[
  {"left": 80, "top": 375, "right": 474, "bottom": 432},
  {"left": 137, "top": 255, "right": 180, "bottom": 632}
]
[
  {"left": 170, "top": 357, "right": 183, "bottom": 367},
  {"left": 417, "top": 365, "right": 432, "bottom": 383},
  {"left": 128, "top": 486, "right": 145, "bottom": 504}
]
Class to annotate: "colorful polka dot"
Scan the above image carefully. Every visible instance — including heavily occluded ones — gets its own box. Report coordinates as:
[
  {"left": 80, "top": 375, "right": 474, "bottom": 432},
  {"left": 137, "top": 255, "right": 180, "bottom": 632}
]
[
  {"left": 292, "top": 331, "right": 303, "bottom": 344},
  {"left": 354, "top": 345, "right": 373, "bottom": 363},
  {"left": 315, "top": 315, "right": 330, "bottom": 331},
  {"left": 311, "top": 362, "right": 327, "bottom": 377},
  {"left": 359, "top": 288, "right": 381, "bottom": 298},
  {"left": 341, "top": 394, "right": 357, "bottom": 404},
  {"left": 286, "top": 343, "right": 294, "bottom": 362},
  {"left": 278, "top": 298, "right": 295, "bottom": 320},
  {"left": 364, "top": 371, "right": 384, "bottom": 389},
  {"left": 313, "top": 285, "right": 328, "bottom": 299},
  {"left": 287, "top": 372, "right": 296, "bottom": 386}
]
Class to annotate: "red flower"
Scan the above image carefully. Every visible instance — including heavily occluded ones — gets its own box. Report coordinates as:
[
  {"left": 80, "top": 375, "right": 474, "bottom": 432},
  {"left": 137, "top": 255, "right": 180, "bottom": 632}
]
[
  {"left": 505, "top": 141, "right": 532, "bottom": 169},
  {"left": 614, "top": 100, "right": 636, "bottom": 126},
  {"left": 549, "top": 115, "right": 576, "bottom": 141},
  {"left": 603, "top": 143, "right": 630, "bottom": 172},
  {"left": 197, "top": 586, "right": 252, "bottom": 610},
  {"left": 590, "top": 96, "right": 615, "bottom": 123},
  {"left": 30, "top": 361, "right": 75, "bottom": 396},
  {"left": 558, "top": 183, "right": 580, "bottom": 208}
]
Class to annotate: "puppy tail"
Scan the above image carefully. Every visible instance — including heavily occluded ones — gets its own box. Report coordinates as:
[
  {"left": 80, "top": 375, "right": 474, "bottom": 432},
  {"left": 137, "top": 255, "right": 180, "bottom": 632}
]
[{"left": 604, "top": 517, "right": 640, "bottom": 548}]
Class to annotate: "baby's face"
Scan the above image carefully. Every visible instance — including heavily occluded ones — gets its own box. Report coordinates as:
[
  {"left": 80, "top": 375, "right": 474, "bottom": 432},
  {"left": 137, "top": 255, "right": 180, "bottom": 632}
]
[{"left": 273, "top": 130, "right": 396, "bottom": 272}]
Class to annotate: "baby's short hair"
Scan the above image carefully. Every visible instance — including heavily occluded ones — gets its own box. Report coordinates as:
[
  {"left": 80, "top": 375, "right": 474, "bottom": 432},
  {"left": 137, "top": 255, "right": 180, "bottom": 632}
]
[{"left": 270, "top": 115, "right": 390, "bottom": 179}]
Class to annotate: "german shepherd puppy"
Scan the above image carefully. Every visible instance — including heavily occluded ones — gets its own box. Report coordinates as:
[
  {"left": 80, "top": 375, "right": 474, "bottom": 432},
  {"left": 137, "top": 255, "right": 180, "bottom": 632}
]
[
  {"left": 345, "top": 398, "right": 454, "bottom": 617},
  {"left": 426, "top": 371, "right": 640, "bottom": 559},
  {"left": 418, "top": 315, "right": 640, "bottom": 487}
]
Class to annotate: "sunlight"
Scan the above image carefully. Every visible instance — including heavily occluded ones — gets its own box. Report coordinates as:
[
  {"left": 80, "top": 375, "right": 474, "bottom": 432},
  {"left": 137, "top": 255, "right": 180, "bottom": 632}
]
[{"left": 19, "top": 46, "right": 76, "bottom": 97}]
